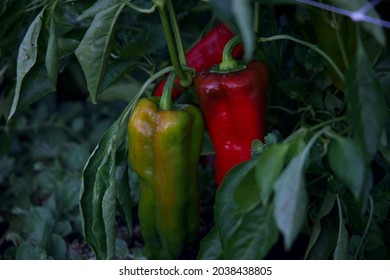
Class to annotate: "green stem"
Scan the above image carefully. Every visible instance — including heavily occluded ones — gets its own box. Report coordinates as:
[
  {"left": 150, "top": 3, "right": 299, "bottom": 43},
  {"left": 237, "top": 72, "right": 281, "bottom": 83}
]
[
  {"left": 212, "top": 36, "right": 246, "bottom": 73},
  {"left": 309, "top": 116, "right": 346, "bottom": 132},
  {"left": 167, "top": 0, "right": 187, "bottom": 66},
  {"left": 159, "top": 72, "right": 176, "bottom": 110},
  {"left": 154, "top": 0, "right": 192, "bottom": 87},
  {"left": 333, "top": 13, "right": 349, "bottom": 70},
  {"left": 253, "top": 1, "right": 260, "bottom": 34},
  {"left": 259, "top": 35, "right": 344, "bottom": 83},
  {"left": 123, "top": 0, "right": 156, "bottom": 13},
  {"left": 220, "top": 36, "right": 241, "bottom": 70}
]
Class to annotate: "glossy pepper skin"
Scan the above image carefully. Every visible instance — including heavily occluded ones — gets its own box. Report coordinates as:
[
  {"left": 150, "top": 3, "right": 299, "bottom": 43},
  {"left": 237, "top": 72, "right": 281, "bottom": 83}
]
[
  {"left": 154, "top": 23, "right": 244, "bottom": 98},
  {"left": 194, "top": 61, "right": 269, "bottom": 187},
  {"left": 127, "top": 97, "right": 204, "bottom": 259}
]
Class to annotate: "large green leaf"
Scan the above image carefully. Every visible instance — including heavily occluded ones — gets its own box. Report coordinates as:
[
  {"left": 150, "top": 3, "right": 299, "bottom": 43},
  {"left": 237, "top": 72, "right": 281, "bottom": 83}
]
[
  {"left": 273, "top": 148, "right": 308, "bottom": 250},
  {"left": 81, "top": 123, "right": 118, "bottom": 259},
  {"left": 215, "top": 160, "right": 278, "bottom": 259},
  {"left": 209, "top": 0, "right": 255, "bottom": 61},
  {"left": 255, "top": 143, "right": 289, "bottom": 205},
  {"left": 8, "top": 7, "right": 46, "bottom": 121},
  {"left": 115, "top": 142, "right": 133, "bottom": 234},
  {"left": 75, "top": 3, "right": 125, "bottom": 103},
  {"left": 328, "top": 136, "right": 367, "bottom": 200},
  {"left": 304, "top": 192, "right": 336, "bottom": 259},
  {"left": 345, "top": 39, "right": 386, "bottom": 162},
  {"left": 46, "top": 5, "right": 59, "bottom": 86},
  {"left": 273, "top": 129, "right": 322, "bottom": 250}
]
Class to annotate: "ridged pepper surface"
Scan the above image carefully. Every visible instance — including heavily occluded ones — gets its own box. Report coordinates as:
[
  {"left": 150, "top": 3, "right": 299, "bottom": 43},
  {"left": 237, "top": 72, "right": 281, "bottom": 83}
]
[
  {"left": 127, "top": 96, "right": 204, "bottom": 259},
  {"left": 194, "top": 61, "right": 269, "bottom": 187}
]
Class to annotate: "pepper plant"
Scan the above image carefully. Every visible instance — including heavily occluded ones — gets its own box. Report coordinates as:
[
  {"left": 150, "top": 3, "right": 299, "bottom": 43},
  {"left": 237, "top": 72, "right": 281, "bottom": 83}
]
[{"left": 1, "top": 0, "right": 390, "bottom": 260}]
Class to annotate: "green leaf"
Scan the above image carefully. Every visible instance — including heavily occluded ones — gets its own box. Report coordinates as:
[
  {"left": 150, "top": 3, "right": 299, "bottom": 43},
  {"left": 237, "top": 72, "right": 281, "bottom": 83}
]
[
  {"left": 304, "top": 192, "right": 336, "bottom": 259},
  {"left": 215, "top": 160, "right": 278, "bottom": 259},
  {"left": 77, "top": 0, "right": 121, "bottom": 21},
  {"left": 232, "top": 0, "right": 254, "bottom": 62},
  {"left": 95, "top": 147, "right": 117, "bottom": 260},
  {"left": 75, "top": 4, "right": 125, "bottom": 103},
  {"left": 15, "top": 241, "right": 47, "bottom": 260},
  {"left": 197, "top": 226, "right": 223, "bottom": 260},
  {"left": 14, "top": 63, "right": 56, "bottom": 117},
  {"left": 209, "top": 0, "right": 254, "bottom": 61},
  {"left": 328, "top": 136, "right": 367, "bottom": 200},
  {"left": 27, "top": 207, "right": 54, "bottom": 248},
  {"left": 80, "top": 99, "right": 135, "bottom": 259},
  {"left": 306, "top": 212, "right": 339, "bottom": 259},
  {"left": 81, "top": 124, "right": 117, "bottom": 260},
  {"left": 273, "top": 151, "right": 308, "bottom": 250},
  {"left": 345, "top": 29, "right": 386, "bottom": 162},
  {"left": 330, "top": 0, "right": 386, "bottom": 46},
  {"left": 8, "top": 7, "right": 46, "bottom": 121},
  {"left": 99, "top": 60, "right": 137, "bottom": 96},
  {"left": 255, "top": 143, "right": 289, "bottom": 205},
  {"left": 115, "top": 143, "right": 133, "bottom": 236},
  {"left": 46, "top": 7, "right": 59, "bottom": 85},
  {"left": 47, "top": 234, "right": 67, "bottom": 260},
  {"left": 226, "top": 202, "right": 278, "bottom": 259},
  {"left": 273, "top": 129, "right": 322, "bottom": 250}
]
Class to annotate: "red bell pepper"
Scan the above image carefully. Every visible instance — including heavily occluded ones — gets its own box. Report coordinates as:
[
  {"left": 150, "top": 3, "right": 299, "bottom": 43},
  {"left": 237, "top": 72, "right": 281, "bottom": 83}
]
[
  {"left": 154, "top": 23, "right": 244, "bottom": 98},
  {"left": 194, "top": 37, "right": 269, "bottom": 187}
]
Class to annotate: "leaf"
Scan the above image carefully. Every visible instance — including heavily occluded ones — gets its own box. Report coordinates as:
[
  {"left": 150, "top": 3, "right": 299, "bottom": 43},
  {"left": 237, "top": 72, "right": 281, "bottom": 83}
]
[
  {"left": 273, "top": 129, "right": 321, "bottom": 250},
  {"left": 345, "top": 39, "right": 386, "bottom": 162},
  {"left": 77, "top": 0, "right": 121, "bottom": 21},
  {"left": 99, "top": 60, "right": 137, "bottom": 95},
  {"left": 209, "top": 0, "right": 255, "bottom": 61},
  {"left": 8, "top": 7, "right": 46, "bottom": 121},
  {"left": 328, "top": 136, "right": 367, "bottom": 200},
  {"left": 81, "top": 124, "right": 117, "bottom": 260},
  {"left": 273, "top": 151, "right": 308, "bottom": 250},
  {"left": 197, "top": 226, "right": 223, "bottom": 260},
  {"left": 215, "top": 160, "right": 258, "bottom": 247},
  {"left": 47, "top": 234, "right": 67, "bottom": 260},
  {"left": 304, "top": 192, "right": 336, "bottom": 259},
  {"left": 231, "top": 0, "right": 254, "bottom": 62},
  {"left": 115, "top": 142, "right": 133, "bottom": 235},
  {"left": 215, "top": 160, "right": 278, "bottom": 259},
  {"left": 27, "top": 207, "right": 54, "bottom": 248},
  {"left": 306, "top": 212, "right": 339, "bottom": 259},
  {"left": 80, "top": 100, "right": 134, "bottom": 259},
  {"left": 14, "top": 63, "right": 56, "bottom": 116},
  {"left": 330, "top": 0, "right": 386, "bottom": 46},
  {"left": 46, "top": 7, "right": 59, "bottom": 85},
  {"left": 255, "top": 143, "right": 289, "bottom": 205},
  {"left": 95, "top": 148, "right": 117, "bottom": 260},
  {"left": 226, "top": 202, "right": 279, "bottom": 259},
  {"left": 15, "top": 241, "right": 47, "bottom": 260},
  {"left": 75, "top": 4, "right": 125, "bottom": 103}
]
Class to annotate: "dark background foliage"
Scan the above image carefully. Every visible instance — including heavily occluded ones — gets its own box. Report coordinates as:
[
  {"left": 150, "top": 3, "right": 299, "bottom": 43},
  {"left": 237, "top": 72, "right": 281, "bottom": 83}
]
[{"left": 1, "top": 0, "right": 390, "bottom": 259}]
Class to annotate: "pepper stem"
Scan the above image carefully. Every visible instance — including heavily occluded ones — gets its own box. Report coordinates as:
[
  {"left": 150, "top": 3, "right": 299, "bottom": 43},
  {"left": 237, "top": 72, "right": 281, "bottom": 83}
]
[
  {"left": 153, "top": 0, "right": 192, "bottom": 87},
  {"left": 159, "top": 71, "right": 176, "bottom": 111},
  {"left": 211, "top": 36, "right": 246, "bottom": 74}
]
